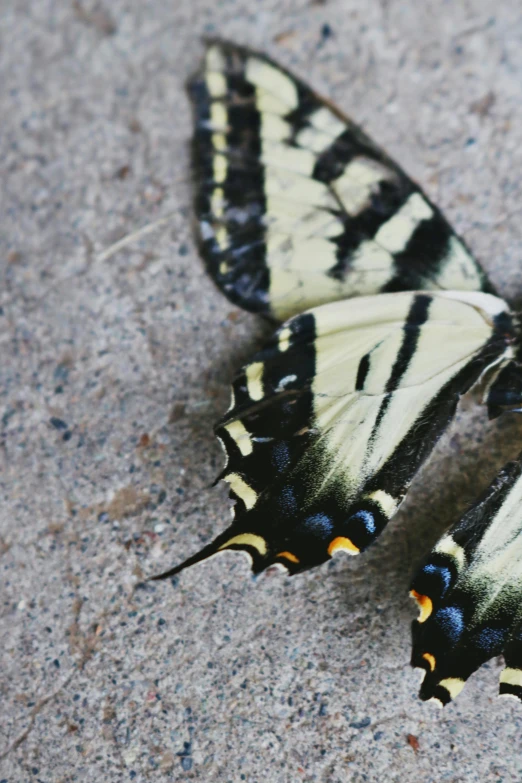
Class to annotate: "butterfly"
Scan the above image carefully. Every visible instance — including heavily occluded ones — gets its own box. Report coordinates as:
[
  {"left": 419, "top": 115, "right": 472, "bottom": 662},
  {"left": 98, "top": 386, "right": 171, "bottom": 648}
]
[{"left": 153, "top": 40, "right": 522, "bottom": 706}]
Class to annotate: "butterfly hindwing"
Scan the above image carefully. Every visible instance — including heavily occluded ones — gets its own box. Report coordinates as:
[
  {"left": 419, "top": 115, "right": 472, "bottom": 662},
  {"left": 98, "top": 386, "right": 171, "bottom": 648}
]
[
  {"left": 154, "top": 291, "right": 515, "bottom": 580},
  {"left": 190, "top": 40, "right": 494, "bottom": 321},
  {"left": 411, "top": 455, "right": 522, "bottom": 705}
]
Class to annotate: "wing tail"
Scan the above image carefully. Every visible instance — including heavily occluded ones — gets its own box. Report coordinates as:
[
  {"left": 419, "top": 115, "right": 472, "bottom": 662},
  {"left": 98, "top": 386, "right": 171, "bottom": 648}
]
[
  {"left": 148, "top": 529, "right": 233, "bottom": 581},
  {"left": 148, "top": 524, "right": 314, "bottom": 581}
]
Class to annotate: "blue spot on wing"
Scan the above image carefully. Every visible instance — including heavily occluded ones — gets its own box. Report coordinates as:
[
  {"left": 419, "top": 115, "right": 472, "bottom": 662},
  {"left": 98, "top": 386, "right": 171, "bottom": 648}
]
[
  {"left": 434, "top": 606, "right": 464, "bottom": 645},
  {"left": 350, "top": 510, "right": 376, "bottom": 534},
  {"left": 299, "top": 513, "right": 334, "bottom": 539},
  {"left": 278, "top": 486, "right": 297, "bottom": 515},
  {"left": 272, "top": 442, "right": 290, "bottom": 473},
  {"left": 423, "top": 563, "right": 452, "bottom": 593},
  {"left": 474, "top": 627, "right": 507, "bottom": 653}
]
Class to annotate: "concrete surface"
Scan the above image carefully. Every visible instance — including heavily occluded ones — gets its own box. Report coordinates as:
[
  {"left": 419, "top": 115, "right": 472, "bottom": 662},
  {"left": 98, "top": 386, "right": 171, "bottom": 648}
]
[{"left": 2, "top": 1, "right": 522, "bottom": 781}]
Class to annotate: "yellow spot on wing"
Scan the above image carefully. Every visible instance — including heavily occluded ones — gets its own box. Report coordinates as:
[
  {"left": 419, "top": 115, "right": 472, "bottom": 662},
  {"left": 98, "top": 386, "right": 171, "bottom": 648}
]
[
  {"left": 246, "top": 362, "right": 264, "bottom": 402},
  {"left": 500, "top": 668, "right": 522, "bottom": 688},
  {"left": 438, "top": 677, "right": 465, "bottom": 701},
  {"left": 333, "top": 158, "right": 392, "bottom": 216},
  {"left": 215, "top": 226, "right": 228, "bottom": 250},
  {"left": 219, "top": 533, "right": 267, "bottom": 556},
  {"left": 206, "top": 45, "right": 226, "bottom": 72},
  {"left": 434, "top": 237, "right": 484, "bottom": 291},
  {"left": 364, "top": 489, "right": 397, "bottom": 518},
  {"left": 210, "top": 186, "right": 225, "bottom": 218},
  {"left": 328, "top": 536, "right": 360, "bottom": 556},
  {"left": 206, "top": 71, "right": 227, "bottom": 98},
  {"left": 271, "top": 236, "right": 337, "bottom": 273},
  {"left": 224, "top": 420, "right": 253, "bottom": 456},
  {"left": 210, "top": 101, "right": 227, "bottom": 129},
  {"left": 410, "top": 590, "right": 433, "bottom": 623},
  {"left": 278, "top": 326, "right": 292, "bottom": 352},
  {"left": 434, "top": 535, "right": 466, "bottom": 570},
  {"left": 260, "top": 113, "right": 291, "bottom": 142},
  {"left": 261, "top": 142, "right": 316, "bottom": 177},
  {"left": 245, "top": 58, "right": 299, "bottom": 110},
  {"left": 276, "top": 551, "right": 300, "bottom": 564},
  {"left": 223, "top": 473, "right": 258, "bottom": 510},
  {"left": 212, "top": 133, "right": 227, "bottom": 152},
  {"left": 308, "top": 107, "right": 347, "bottom": 136},
  {"left": 255, "top": 88, "right": 290, "bottom": 116},
  {"left": 295, "top": 126, "right": 333, "bottom": 154},
  {"left": 422, "top": 653, "right": 436, "bottom": 672},
  {"left": 374, "top": 193, "right": 433, "bottom": 254},
  {"left": 213, "top": 153, "right": 227, "bottom": 184}
]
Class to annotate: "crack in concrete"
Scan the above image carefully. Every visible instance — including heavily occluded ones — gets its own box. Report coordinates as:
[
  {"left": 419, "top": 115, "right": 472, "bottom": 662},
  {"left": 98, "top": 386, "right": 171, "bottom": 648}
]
[
  {"left": 0, "top": 577, "right": 104, "bottom": 761},
  {"left": 0, "top": 667, "right": 77, "bottom": 761}
]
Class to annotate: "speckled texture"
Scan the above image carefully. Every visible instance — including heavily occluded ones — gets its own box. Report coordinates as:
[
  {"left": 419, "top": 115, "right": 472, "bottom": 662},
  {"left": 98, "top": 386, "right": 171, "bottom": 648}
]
[{"left": 2, "top": 2, "right": 522, "bottom": 781}]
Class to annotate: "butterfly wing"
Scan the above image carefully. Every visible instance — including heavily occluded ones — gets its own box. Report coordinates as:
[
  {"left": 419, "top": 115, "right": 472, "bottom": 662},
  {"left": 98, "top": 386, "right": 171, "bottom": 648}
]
[
  {"left": 411, "top": 454, "right": 522, "bottom": 706},
  {"left": 153, "top": 291, "right": 514, "bottom": 580},
  {"left": 190, "top": 40, "right": 494, "bottom": 321}
]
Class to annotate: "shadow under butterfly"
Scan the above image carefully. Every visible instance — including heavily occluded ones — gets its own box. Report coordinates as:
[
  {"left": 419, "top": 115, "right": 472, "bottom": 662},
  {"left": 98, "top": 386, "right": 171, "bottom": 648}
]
[{"left": 151, "top": 39, "right": 522, "bottom": 707}]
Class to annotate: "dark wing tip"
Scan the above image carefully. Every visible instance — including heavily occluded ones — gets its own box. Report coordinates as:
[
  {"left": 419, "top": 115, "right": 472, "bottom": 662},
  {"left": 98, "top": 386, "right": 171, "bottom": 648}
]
[{"left": 147, "top": 527, "right": 296, "bottom": 582}]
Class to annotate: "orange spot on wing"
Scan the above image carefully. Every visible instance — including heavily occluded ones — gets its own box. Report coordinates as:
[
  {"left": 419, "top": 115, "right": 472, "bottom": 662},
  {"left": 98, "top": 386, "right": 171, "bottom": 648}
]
[
  {"left": 276, "top": 551, "right": 300, "bottom": 564},
  {"left": 410, "top": 590, "right": 433, "bottom": 623},
  {"left": 327, "top": 536, "right": 360, "bottom": 556},
  {"left": 422, "top": 652, "right": 436, "bottom": 672}
]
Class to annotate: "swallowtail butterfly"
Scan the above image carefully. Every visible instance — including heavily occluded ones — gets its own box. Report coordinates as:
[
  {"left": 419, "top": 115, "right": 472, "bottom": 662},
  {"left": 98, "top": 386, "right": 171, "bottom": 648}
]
[{"left": 153, "top": 40, "right": 522, "bottom": 706}]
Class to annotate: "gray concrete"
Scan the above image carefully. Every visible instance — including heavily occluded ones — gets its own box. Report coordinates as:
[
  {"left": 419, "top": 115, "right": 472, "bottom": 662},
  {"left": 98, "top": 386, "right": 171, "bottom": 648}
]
[{"left": 2, "top": 1, "right": 522, "bottom": 780}]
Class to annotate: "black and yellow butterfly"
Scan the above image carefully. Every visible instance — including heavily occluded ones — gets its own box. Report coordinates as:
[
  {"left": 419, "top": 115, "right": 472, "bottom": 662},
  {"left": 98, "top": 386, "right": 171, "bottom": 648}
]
[{"left": 154, "top": 40, "right": 522, "bottom": 706}]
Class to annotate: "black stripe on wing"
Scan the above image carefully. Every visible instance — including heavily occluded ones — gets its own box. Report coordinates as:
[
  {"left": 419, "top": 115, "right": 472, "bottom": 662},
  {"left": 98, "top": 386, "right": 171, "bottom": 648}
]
[
  {"left": 363, "top": 339, "right": 511, "bottom": 515},
  {"left": 368, "top": 294, "right": 432, "bottom": 435}
]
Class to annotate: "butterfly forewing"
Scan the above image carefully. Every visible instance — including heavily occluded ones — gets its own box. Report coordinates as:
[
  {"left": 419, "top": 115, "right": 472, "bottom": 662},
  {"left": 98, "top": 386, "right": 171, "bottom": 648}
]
[{"left": 190, "top": 40, "right": 494, "bottom": 321}]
